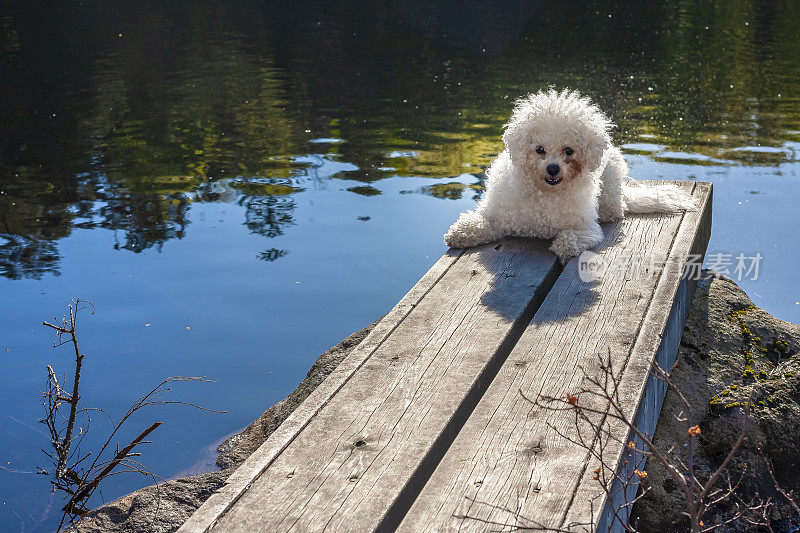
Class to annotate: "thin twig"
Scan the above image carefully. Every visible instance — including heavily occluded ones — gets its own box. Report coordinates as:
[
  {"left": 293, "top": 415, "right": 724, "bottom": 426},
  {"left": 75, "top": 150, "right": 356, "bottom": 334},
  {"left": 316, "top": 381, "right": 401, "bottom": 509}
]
[{"left": 63, "top": 421, "right": 162, "bottom": 514}]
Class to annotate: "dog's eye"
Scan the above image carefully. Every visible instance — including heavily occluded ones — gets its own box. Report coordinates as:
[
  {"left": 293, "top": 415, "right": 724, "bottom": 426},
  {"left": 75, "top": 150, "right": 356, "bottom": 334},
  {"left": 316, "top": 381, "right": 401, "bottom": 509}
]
[
  {"left": 564, "top": 147, "right": 574, "bottom": 156},
  {"left": 535, "top": 146, "right": 546, "bottom": 155}
]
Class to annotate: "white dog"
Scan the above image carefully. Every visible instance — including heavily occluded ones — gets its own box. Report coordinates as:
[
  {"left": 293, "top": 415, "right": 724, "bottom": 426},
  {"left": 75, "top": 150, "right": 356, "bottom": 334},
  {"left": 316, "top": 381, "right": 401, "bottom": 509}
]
[{"left": 444, "top": 89, "right": 696, "bottom": 263}]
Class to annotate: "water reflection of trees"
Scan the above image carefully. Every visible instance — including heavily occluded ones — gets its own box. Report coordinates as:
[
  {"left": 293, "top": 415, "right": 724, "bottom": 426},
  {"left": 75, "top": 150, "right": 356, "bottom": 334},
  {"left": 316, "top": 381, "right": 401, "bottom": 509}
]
[
  {"left": 240, "top": 194, "right": 295, "bottom": 240},
  {"left": 0, "top": 236, "right": 60, "bottom": 280},
  {"left": 100, "top": 191, "right": 190, "bottom": 254},
  {"left": 1, "top": 0, "right": 799, "bottom": 279}
]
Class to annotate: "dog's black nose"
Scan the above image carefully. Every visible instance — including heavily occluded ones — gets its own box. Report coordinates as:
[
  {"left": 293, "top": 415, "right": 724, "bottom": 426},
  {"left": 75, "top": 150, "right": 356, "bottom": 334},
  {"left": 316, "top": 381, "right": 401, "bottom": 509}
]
[{"left": 546, "top": 163, "right": 560, "bottom": 177}]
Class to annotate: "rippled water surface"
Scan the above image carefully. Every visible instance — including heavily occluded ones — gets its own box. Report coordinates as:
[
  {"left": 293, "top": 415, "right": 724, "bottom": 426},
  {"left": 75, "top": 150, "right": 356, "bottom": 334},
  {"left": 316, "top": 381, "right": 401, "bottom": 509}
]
[{"left": 2, "top": 1, "right": 799, "bottom": 530}]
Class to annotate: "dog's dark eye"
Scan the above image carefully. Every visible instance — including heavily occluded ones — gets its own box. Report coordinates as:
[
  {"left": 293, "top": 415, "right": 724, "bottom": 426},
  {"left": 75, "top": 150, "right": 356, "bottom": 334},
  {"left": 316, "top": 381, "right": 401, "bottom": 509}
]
[
  {"left": 535, "top": 145, "right": 546, "bottom": 155},
  {"left": 564, "top": 147, "right": 574, "bottom": 156}
]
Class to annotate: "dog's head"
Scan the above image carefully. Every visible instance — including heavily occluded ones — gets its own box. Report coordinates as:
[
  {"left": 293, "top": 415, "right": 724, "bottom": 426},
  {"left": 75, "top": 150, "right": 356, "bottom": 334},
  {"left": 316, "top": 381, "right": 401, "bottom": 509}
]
[{"left": 502, "top": 89, "right": 612, "bottom": 192}]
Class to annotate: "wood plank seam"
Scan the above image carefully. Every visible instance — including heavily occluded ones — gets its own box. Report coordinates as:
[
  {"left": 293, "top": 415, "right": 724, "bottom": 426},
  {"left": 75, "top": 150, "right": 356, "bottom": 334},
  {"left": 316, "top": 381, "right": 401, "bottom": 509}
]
[{"left": 376, "top": 257, "right": 563, "bottom": 531}]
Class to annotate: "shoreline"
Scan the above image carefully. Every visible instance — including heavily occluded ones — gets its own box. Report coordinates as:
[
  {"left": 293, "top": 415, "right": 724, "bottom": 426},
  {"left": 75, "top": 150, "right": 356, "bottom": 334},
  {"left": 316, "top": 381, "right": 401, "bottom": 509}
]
[{"left": 70, "top": 320, "right": 380, "bottom": 532}]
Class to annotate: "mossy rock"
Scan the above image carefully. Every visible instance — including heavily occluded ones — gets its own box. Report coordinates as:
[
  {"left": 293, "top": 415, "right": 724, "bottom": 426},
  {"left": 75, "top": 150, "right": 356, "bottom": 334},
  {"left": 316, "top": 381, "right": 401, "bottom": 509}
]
[{"left": 632, "top": 271, "right": 800, "bottom": 531}]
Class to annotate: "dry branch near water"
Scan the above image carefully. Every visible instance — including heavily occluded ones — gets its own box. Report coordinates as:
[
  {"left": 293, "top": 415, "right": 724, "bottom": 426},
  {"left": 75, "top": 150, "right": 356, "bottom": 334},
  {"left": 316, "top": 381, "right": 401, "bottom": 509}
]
[{"left": 38, "top": 299, "right": 223, "bottom": 531}]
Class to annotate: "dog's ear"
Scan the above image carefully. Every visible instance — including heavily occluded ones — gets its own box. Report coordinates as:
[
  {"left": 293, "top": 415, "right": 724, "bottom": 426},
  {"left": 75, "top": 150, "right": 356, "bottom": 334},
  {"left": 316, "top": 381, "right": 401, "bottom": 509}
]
[
  {"left": 578, "top": 94, "right": 615, "bottom": 173},
  {"left": 501, "top": 122, "right": 522, "bottom": 167},
  {"left": 581, "top": 119, "right": 612, "bottom": 174},
  {"left": 502, "top": 113, "right": 532, "bottom": 167},
  {"left": 502, "top": 93, "right": 544, "bottom": 166},
  {"left": 502, "top": 91, "right": 558, "bottom": 166}
]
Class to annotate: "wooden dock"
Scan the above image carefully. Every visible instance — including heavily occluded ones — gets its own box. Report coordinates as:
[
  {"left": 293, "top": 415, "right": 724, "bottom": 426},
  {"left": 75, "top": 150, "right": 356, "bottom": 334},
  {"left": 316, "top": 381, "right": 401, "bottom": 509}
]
[{"left": 179, "top": 181, "right": 712, "bottom": 532}]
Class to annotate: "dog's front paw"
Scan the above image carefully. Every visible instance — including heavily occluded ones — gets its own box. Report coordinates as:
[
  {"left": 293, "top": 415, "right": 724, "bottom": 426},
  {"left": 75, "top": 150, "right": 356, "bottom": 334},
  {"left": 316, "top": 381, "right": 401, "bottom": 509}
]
[
  {"left": 551, "top": 227, "right": 603, "bottom": 264},
  {"left": 550, "top": 233, "right": 580, "bottom": 264},
  {"left": 444, "top": 228, "right": 479, "bottom": 249},
  {"left": 552, "top": 246, "right": 578, "bottom": 265},
  {"left": 443, "top": 211, "right": 499, "bottom": 249}
]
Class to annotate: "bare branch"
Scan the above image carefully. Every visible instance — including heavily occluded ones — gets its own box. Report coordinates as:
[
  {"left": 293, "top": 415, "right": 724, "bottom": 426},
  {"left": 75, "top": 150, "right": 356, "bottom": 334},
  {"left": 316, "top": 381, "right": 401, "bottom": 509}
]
[{"left": 35, "top": 299, "right": 223, "bottom": 531}]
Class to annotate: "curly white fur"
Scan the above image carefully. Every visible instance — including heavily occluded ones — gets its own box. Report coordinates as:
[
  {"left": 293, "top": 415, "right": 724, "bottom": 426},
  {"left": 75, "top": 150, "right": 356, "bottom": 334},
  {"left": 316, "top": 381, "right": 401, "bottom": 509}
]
[{"left": 444, "top": 89, "right": 696, "bottom": 263}]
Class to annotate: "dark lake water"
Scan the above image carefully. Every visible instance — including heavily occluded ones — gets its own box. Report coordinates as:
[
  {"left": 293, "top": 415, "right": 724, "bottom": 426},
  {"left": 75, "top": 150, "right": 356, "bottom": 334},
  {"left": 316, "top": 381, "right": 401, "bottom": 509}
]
[{"left": 2, "top": 1, "right": 799, "bottom": 530}]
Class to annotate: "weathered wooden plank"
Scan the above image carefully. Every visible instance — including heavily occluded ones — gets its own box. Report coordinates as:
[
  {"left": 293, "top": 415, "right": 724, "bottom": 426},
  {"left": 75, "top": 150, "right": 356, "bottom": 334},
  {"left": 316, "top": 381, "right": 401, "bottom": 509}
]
[
  {"left": 181, "top": 239, "right": 561, "bottom": 532},
  {"left": 398, "top": 181, "right": 711, "bottom": 532},
  {"left": 591, "top": 181, "right": 712, "bottom": 532}
]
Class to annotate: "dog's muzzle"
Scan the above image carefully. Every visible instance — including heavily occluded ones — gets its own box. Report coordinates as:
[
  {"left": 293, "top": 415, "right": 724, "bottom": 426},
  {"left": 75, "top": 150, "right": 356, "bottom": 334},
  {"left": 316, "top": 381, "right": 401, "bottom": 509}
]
[{"left": 545, "top": 163, "right": 562, "bottom": 185}]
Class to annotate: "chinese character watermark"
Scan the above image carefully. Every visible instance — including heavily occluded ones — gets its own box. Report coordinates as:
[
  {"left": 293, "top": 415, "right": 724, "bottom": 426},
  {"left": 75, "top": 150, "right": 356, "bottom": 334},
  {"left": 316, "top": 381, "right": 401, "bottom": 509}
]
[{"left": 578, "top": 251, "right": 762, "bottom": 283}]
